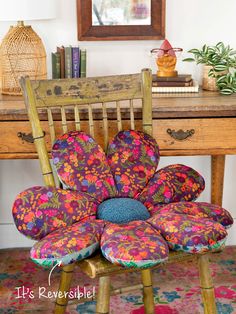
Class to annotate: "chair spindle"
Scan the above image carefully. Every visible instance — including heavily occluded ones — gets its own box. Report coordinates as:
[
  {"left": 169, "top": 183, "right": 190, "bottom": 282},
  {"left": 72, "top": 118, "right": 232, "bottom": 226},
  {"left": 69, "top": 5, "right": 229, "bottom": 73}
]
[
  {"left": 74, "top": 105, "right": 81, "bottom": 131},
  {"left": 61, "top": 107, "right": 68, "bottom": 133},
  {"left": 116, "top": 101, "right": 122, "bottom": 132},
  {"left": 47, "top": 108, "right": 56, "bottom": 144},
  {"left": 130, "top": 99, "right": 135, "bottom": 130},
  {"left": 88, "top": 104, "right": 95, "bottom": 138},
  {"left": 102, "top": 102, "right": 109, "bottom": 149}
]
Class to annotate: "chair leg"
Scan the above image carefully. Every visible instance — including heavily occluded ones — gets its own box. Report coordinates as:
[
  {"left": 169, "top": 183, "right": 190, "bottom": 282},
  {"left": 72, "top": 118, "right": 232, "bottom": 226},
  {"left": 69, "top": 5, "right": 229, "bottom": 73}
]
[
  {"left": 54, "top": 263, "right": 75, "bottom": 314},
  {"left": 198, "top": 254, "right": 217, "bottom": 314},
  {"left": 141, "top": 269, "right": 155, "bottom": 314},
  {"left": 96, "top": 276, "right": 111, "bottom": 314}
]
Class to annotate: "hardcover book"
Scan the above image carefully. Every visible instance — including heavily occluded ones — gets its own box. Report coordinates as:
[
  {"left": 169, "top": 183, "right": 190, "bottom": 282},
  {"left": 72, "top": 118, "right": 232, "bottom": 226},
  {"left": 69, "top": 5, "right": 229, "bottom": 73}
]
[
  {"left": 51, "top": 52, "right": 61, "bottom": 79},
  {"left": 57, "top": 46, "right": 65, "bottom": 78},
  {"left": 152, "top": 80, "right": 193, "bottom": 87},
  {"left": 152, "top": 74, "right": 192, "bottom": 82},
  {"left": 152, "top": 80, "right": 199, "bottom": 93},
  {"left": 72, "top": 47, "right": 80, "bottom": 78},
  {"left": 80, "top": 49, "right": 87, "bottom": 78},
  {"left": 65, "top": 46, "right": 72, "bottom": 78}
]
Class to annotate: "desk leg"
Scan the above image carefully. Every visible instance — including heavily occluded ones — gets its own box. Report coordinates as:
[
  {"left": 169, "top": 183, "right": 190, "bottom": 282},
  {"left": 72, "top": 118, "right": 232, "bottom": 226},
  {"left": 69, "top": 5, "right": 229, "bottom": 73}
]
[{"left": 211, "top": 155, "right": 225, "bottom": 206}]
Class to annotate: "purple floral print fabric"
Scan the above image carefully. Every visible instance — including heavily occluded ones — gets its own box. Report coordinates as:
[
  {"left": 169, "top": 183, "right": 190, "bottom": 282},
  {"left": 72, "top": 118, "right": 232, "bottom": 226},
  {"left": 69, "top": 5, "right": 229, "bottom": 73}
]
[
  {"left": 106, "top": 130, "right": 159, "bottom": 198},
  {"left": 156, "top": 202, "right": 234, "bottom": 228},
  {"left": 12, "top": 130, "right": 233, "bottom": 268},
  {"left": 137, "top": 164, "right": 205, "bottom": 210},
  {"left": 12, "top": 186, "right": 98, "bottom": 240},
  {"left": 101, "top": 221, "right": 168, "bottom": 268},
  {"left": 52, "top": 131, "right": 117, "bottom": 202},
  {"left": 31, "top": 219, "right": 105, "bottom": 267},
  {"left": 147, "top": 212, "right": 227, "bottom": 253}
]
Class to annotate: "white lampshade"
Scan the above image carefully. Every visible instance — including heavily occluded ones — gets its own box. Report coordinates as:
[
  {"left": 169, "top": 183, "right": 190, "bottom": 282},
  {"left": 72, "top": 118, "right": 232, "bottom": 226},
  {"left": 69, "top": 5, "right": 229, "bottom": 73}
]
[{"left": 0, "top": 0, "right": 56, "bottom": 21}]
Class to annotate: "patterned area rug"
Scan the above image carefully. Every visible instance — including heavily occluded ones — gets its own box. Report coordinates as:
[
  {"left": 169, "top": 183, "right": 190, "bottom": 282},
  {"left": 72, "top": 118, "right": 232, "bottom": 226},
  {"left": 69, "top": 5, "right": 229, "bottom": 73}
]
[{"left": 0, "top": 246, "right": 235, "bottom": 314}]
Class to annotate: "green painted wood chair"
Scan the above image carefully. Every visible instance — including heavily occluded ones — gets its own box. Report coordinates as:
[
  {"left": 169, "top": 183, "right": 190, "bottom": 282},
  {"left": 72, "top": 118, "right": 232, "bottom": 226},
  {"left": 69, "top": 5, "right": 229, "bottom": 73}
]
[{"left": 19, "top": 69, "right": 218, "bottom": 314}]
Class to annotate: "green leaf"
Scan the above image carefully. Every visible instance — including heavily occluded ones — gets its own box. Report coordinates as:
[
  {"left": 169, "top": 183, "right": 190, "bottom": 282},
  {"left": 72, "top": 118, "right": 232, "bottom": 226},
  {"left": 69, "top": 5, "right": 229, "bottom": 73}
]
[
  {"left": 227, "top": 75, "right": 233, "bottom": 84},
  {"left": 220, "top": 88, "right": 234, "bottom": 95},
  {"left": 208, "top": 69, "right": 214, "bottom": 77},
  {"left": 217, "top": 83, "right": 227, "bottom": 88},
  {"left": 216, "top": 42, "right": 224, "bottom": 49},
  {"left": 202, "top": 44, "right": 207, "bottom": 53},
  {"left": 214, "top": 64, "right": 228, "bottom": 71},
  {"left": 188, "top": 48, "right": 200, "bottom": 54},
  {"left": 216, "top": 75, "right": 227, "bottom": 82},
  {"left": 182, "top": 58, "right": 195, "bottom": 62},
  {"left": 208, "top": 47, "right": 215, "bottom": 53}
]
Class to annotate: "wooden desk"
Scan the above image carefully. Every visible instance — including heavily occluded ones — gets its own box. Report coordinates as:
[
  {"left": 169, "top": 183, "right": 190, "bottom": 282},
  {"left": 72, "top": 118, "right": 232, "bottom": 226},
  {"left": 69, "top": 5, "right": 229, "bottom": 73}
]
[{"left": 1, "top": 90, "right": 236, "bottom": 206}]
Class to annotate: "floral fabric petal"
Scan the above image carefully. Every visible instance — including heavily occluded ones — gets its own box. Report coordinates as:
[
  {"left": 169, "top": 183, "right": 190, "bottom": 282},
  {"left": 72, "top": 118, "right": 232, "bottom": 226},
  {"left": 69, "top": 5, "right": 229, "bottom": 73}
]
[
  {"left": 52, "top": 131, "right": 117, "bottom": 202},
  {"left": 101, "top": 220, "right": 168, "bottom": 268},
  {"left": 147, "top": 212, "right": 227, "bottom": 254},
  {"left": 106, "top": 130, "right": 160, "bottom": 198},
  {"left": 154, "top": 202, "right": 233, "bottom": 228},
  {"left": 30, "top": 219, "right": 105, "bottom": 267},
  {"left": 12, "top": 186, "right": 98, "bottom": 240},
  {"left": 137, "top": 164, "right": 205, "bottom": 210}
]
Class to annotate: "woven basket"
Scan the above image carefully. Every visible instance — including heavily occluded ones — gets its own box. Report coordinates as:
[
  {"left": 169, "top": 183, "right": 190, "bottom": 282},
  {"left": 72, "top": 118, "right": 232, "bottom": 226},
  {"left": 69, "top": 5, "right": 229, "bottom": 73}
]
[
  {"left": 202, "top": 65, "right": 218, "bottom": 91},
  {"left": 0, "top": 24, "right": 47, "bottom": 95}
]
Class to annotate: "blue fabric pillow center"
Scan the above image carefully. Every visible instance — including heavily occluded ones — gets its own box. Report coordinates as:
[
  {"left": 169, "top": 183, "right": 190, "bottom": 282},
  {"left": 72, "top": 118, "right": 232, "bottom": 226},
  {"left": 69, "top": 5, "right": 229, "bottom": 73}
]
[{"left": 97, "top": 198, "right": 150, "bottom": 224}]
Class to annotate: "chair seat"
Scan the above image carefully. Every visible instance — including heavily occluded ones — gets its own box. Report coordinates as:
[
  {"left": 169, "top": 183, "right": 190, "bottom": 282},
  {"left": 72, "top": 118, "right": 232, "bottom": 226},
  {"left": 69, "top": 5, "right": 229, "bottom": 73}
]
[{"left": 77, "top": 250, "right": 197, "bottom": 278}]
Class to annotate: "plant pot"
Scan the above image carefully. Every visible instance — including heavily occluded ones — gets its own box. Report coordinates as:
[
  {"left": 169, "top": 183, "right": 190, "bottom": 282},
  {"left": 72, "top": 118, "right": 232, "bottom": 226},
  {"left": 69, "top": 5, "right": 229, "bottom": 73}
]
[{"left": 202, "top": 65, "right": 218, "bottom": 91}]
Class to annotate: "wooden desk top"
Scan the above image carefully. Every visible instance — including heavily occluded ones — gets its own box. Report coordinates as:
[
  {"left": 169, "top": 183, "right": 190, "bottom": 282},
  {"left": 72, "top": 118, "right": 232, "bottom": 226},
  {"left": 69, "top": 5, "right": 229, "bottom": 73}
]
[{"left": 1, "top": 90, "right": 236, "bottom": 120}]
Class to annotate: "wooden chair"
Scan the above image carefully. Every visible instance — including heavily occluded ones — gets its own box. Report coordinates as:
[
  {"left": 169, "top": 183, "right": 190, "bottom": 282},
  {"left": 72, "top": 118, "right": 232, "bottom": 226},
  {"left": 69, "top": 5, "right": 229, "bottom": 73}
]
[{"left": 20, "top": 68, "right": 217, "bottom": 314}]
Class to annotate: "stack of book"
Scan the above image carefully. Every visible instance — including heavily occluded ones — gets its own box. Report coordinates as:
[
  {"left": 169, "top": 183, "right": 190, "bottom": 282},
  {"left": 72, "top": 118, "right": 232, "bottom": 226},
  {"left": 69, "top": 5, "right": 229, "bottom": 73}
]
[
  {"left": 152, "top": 74, "right": 199, "bottom": 93},
  {"left": 51, "top": 46, "right": 87, "bottom": 79}
]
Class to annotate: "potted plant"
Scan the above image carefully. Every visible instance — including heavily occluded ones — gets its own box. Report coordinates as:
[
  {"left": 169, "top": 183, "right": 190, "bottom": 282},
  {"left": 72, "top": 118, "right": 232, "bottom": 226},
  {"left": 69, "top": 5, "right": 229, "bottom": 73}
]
[{"left": 183, "top": 42, "right": 236, "bottom": 95}]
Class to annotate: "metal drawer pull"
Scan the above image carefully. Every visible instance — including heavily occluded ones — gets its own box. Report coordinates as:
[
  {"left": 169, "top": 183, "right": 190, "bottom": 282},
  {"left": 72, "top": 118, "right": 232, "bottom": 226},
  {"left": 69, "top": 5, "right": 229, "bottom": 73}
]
[
  {"left": 17, "top": 131, "right": 46, "bottom": 144},
  {"left": 167, "top": 128, "right": 195, "bottom": 141}
]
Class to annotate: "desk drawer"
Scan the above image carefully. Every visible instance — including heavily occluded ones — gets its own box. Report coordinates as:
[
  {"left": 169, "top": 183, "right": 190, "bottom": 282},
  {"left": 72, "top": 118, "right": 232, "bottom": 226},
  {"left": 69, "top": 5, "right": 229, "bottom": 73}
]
[
  {"left": 0, "top": 121, "right": 81, "bottom": 154},
  {"left": 0, "top": 121, "right": 44, "bottom": 154},
  {"left": 153, "top": 118, "right": 236, "bottom": 155},
  {"left": 1, "top": 118, "right": 236, "bottom": 157},
  {"left": 0, "top": 120, "right": 142, "bottom": 155}
]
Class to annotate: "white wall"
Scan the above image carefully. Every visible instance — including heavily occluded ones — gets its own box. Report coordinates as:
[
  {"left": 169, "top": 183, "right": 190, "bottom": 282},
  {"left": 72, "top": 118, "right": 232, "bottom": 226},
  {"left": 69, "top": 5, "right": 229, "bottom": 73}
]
[{"left": 0, "top": 0, "right": 236, "bottom": 248}]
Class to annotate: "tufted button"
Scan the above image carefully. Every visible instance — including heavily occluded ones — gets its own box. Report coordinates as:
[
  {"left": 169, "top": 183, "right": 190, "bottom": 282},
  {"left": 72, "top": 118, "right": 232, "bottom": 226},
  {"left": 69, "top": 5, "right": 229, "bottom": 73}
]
[{"left": 97, "top": 198, "right": 150, "bottom": 224}]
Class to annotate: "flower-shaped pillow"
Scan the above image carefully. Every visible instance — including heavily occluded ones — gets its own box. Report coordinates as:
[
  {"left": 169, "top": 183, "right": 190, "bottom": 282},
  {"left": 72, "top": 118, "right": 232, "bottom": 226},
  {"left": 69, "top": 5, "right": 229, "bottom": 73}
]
[{"left": 12, "top": 130, "right": 233, "bottom": 268}]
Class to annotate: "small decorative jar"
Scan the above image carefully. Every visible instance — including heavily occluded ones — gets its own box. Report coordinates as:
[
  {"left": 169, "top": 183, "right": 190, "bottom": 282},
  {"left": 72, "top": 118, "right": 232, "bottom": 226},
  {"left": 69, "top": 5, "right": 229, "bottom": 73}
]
[{"left": 151, "top": 39, "right": 183, "bottom": 77}]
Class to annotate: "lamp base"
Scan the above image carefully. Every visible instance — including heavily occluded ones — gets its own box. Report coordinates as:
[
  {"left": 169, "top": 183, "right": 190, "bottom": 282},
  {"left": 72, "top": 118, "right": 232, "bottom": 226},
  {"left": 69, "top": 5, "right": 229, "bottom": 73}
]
[
  {"left": 157, "top": 70, "right": 178, "bottom": 77},
  {"left": 0, "top": 23, "right": 47, "bottom": 95}
]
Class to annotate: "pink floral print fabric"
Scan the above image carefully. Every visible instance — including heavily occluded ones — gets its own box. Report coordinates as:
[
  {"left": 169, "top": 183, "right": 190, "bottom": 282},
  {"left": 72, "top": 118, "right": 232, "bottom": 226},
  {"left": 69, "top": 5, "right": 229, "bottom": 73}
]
[
  {"left": 155, "top": 202, "right": 234, "bottom": 228},
  {"left": 107, "top": 130, "right": 159, "bottom": 198},
  {"left": 31, "top": 219, "right": 105, "bottom": 267},
  {"left": 137, "top": 165, "right": 205, "bottom": 210},
  {"left": 148, "top": 213, "right": 227, "bottom": 253},
  {"left": 101, "top": 221, "right": 168, "bottom": 268},
  {"left": 52, "top": 131, "right": 117, "bottom": 202},
  {"left": 12, "top": 186, "right": 98, "bottom": 240},
  {"left": 12, "top": 130, "right": 233, "bottom": 268}
]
